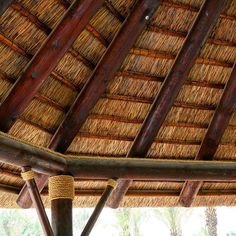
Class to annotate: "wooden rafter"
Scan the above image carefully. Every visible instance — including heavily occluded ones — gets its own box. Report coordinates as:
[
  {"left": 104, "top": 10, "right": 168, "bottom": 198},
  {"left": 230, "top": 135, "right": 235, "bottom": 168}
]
[
  {"left": 0, "top": 0, "right": 104, "bottom": 132},
  {"left": 107, "top": 0, "right": 229, "bottom": 208},
  {"left": 179, "top": 62, "right": 236, "bottom": 207},
  {"left": 16, "top": 0, "right": 162, "bottom": 209}
]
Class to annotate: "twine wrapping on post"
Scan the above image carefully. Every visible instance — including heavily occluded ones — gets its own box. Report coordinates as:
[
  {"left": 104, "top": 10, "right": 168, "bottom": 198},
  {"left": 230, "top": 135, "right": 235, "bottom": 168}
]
[
  {"left": 21, "top": 170, "right": 35, "bottom": 181},
  {"left": 107, "top": 179, "right": 117, "bottom": 189},
  {"left": 49, "top": 175, "right": 74, "bottom": 201}
]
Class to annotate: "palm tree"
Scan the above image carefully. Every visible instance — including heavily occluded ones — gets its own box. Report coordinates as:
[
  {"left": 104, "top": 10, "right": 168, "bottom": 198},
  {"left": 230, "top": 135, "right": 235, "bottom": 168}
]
[
  {"left": 205, "top": 207, "right": 217, "bottom": 236},
  {"left": 114, "top": 208, "right": 144, "bottom": 236},
  {"left": 115, "top": 209, "right": 131, "bottom": 236},
  {"left": 154, "top": 208, "right": 191, "bottom": 236}
]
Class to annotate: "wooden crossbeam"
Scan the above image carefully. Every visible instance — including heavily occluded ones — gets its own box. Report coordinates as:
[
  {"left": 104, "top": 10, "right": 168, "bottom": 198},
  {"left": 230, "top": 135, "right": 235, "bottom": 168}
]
[
  {"left": 0, "top": 0, "right": 104, "bottom": 132},
  {"left": 107, "top": 0, "right": 229, "bottom": 208},
  {"left": 2, "top": 132, "right": 236, "bottom": 181},
  {"left": 16, "top": 0, "right": 163, "bottom": 209},
  {"left": 179, "top": 62, "right": 236, "bottom": 207},
  {"left": 0, "top": 0, "right": 13, "bottom": 15}
]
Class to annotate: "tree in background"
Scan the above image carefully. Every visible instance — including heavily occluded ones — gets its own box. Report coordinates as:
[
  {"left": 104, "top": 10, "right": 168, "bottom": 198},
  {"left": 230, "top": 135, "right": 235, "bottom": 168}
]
[
  {"left": 154, "top": 208, "right": 192, "bottom": 236},
  {"left": 0, "top": 209, "right": 42, "bottom": 236},
  {"left": 114, "top": 208, "right": 144, "bottom": 236},
  {"left": 73, "top": 209, "right": 91, "bottom": 234},
  {"left": 205, "top": 207, "right": 217, "bottom": 236}
]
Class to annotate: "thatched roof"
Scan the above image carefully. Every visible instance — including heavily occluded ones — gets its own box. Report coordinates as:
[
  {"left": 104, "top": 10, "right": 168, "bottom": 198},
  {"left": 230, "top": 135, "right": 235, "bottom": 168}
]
[{"left": 0, "top": 0, "right": 235, "bottom": 208}]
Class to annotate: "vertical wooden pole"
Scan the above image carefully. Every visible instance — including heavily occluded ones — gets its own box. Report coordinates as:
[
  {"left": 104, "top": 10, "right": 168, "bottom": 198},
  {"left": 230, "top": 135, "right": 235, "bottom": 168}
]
[
  {"left": 51, "top": 199, "right": 73, "bottom": 236},
  {"left": 49, "top": 175, "right": 74, "bottom": 236}
]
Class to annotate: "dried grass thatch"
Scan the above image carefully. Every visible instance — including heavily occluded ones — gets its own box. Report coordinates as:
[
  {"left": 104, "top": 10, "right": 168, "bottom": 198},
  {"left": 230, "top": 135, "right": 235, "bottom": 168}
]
[{"left": 0, "top": 0, "right": 235, "bottom": 207}]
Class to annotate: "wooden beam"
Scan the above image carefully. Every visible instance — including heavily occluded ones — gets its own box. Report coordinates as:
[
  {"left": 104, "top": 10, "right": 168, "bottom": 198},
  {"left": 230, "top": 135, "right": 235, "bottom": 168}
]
[
  {"left": 22, "top": 167, "right": 53, "bottom": 236},
  {"left": 0, "top": 0, "right": 104, "bottom": 132},
  {"left": 49, "top": 0, "right": 162, "bottom": 152},
  {"left": 81, "top": 183, "right": 115, "bottom": 236},
  {"left": 16, "top": 0, "right": 162, "bottom": 209},
  {"left": 0, "top": 0, "right": 13, "bottom": 15},
  {"left": 107, "top": 0, "right": 228, "bottom": 208},
  {"left": 179, "top": 62, "right": 236, "bottom": 207},
  {"left": 2, "top": 132, "right": 236, "bottom": 181}
]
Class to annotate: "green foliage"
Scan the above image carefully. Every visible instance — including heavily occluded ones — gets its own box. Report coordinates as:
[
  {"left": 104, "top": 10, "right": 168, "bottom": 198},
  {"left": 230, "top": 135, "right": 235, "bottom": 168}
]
[
  {"left": 154, "top": 208, "right": 192, "bottom": 236},
  {"left": 114, "top": 208, "right": 145, "bottom": 236},
  {"left": 0, "top": 209, "right": 42, "bottom": 236}
]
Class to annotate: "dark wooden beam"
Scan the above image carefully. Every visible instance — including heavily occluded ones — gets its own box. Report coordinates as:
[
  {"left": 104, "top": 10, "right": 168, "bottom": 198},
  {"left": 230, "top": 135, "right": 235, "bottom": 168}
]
[
  {"left": 0, "top": 133, "right": 65, "bottom": 175},
  {"left": 0, "top": 0, "right": 13, "bottom": 15},
  {"left": 179, "top": 62, "right": 236, "bottom": 207},
  {"left": 0, "top": 0, "right": 104, "bottom": 132},
  {"left": 2, "top": 133, "right": 236, "bottom": 181},
  {"left": 81, "top": 183, "right": 115, "bottom": 236},
  {"left": 49, "top": 0, "right": 162, "bottom": 152},
  {"left": 51, "top": 199, "right": 72, "bottom": 236},
  {"left": 22, "top": 167, "right": 53, "bottom": 236},
  {"left": 107, "top": 0, "right": 228, "bottom": 208}
]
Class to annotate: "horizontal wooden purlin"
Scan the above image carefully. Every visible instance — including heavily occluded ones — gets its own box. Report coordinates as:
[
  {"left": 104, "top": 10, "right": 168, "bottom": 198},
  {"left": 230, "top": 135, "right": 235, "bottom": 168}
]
[
  {"left": 85, "top": 24, "right": 109, "bottom": 47},
  {"left": 88, "top": 114, "right": 210, "bottom": 129},
  {"left": 50, "top": 71, "right": 78, "bottom": 91},
  {"left": 76, "top": 132, "right": 235, "bottom": 147},
  {"left": 0, "top": 183, "right": 20, "bottom": 194},
  {"left": 117, "top": 71, "right": 225, "bottom": 90},
  {"left": 10, "top": 3, "right": 51, "bottom": 35},
  {"left": 104, "top": 94, "right": 217, "bottom": 111},
  {"left": 0, "top": 33, "right": 80, "bottom": 92},
  {"left": 2, "top": 132, "right": 236, "bottom": 181},
  {"left": 77, "top": 132, "right": 202, "bottom": 146},
  {"left": 148, "top": 25, "right": 236, "bottom": 48},
  {"left": 10, "top": 2, "right": 96, "bottom": 70},
  {"left": 130, "top": 48, "right": 233, "bottom": 68},
  {"left": 0, "top": 168, "right": 21, "bottom": 179},
  {"left": 34, "top": 94, "right": 66, "bottom": 112},
  {"left": 2, "top": 184, "right": 236, "bottom": 198},
  {"left": 68, "top": 48, "right": 95, "bottom": 70},
  {"left": 40, "top": 189, "right": 236, "bottom": 197},
  {"left": 163, "top": 0, "right": 236, "bottom": 21},
  {"left": 104, "top": 0, "right": 125, "bottom": 22},
  {"left": 58, "top": 0, "right": 109, "bottom": 47},
  {"left": 0, "top": 34, "right": 32, "bottom": 60},
  {"left": 0, "top": 33, "right": 229, "bottom": 95}
]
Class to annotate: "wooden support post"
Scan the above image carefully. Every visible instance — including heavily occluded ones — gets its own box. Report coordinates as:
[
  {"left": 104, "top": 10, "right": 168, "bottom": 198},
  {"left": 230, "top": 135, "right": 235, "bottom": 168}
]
[
  {"left": 106, "top": 0, "right": 229, "bottom": 208},
  {"left": 51, "top": 199, "right": 72, "bottom": 236},
  {"left": 21, "top": 167, "right": 54, "bottom": 236},
  {"left": 49, "top": 175, "right": 74, "bottom": 236},
  {"left": 81, "top": 179, "right": 117, "bottom": 236},
  {"left": 0, "top": 0, "right": 13, "bottom": 15}
]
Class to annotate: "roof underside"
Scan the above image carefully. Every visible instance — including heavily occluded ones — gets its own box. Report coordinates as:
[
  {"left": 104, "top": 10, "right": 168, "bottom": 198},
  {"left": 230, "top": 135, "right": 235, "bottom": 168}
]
[{"left": 0, "top": 0, "right": 235, "bottom": 208}]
